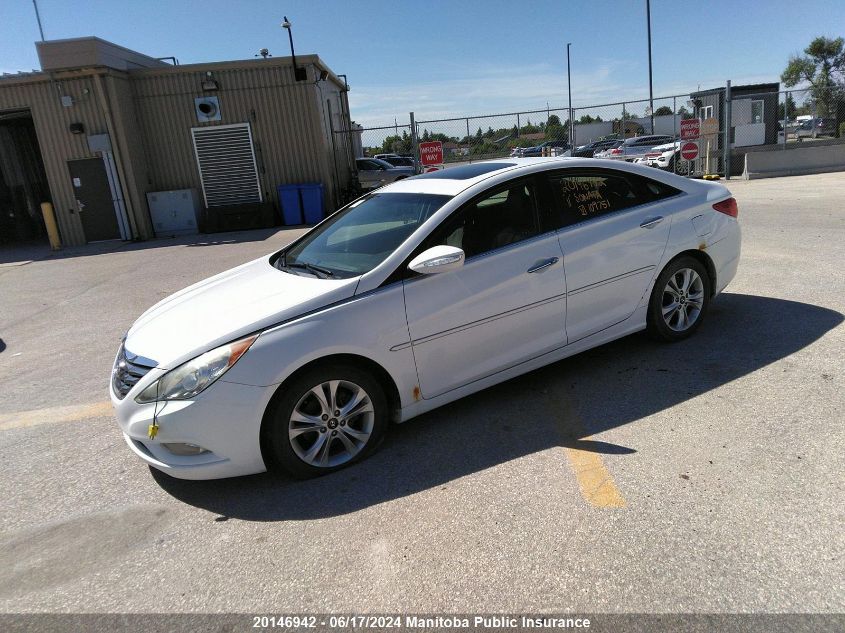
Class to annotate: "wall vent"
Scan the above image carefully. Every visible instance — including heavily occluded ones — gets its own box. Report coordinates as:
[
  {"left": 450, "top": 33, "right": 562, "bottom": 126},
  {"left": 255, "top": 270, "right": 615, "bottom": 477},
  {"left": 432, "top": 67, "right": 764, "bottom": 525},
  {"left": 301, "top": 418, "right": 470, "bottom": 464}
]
[{"left": 191, "top": 123, "right": 262, "bottom": 207}]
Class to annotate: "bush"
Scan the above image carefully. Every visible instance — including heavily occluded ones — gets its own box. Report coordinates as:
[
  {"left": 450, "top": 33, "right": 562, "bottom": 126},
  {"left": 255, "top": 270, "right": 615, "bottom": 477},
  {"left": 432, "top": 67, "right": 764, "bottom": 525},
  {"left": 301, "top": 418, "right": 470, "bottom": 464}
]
[{"left": 839, "top": 122, "right": 845, "bottom": 138}]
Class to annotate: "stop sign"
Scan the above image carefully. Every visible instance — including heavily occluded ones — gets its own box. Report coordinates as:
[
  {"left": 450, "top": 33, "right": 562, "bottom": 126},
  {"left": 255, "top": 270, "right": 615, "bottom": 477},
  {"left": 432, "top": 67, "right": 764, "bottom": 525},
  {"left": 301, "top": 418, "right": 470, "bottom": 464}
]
[{"left": 680, "top": 141, "right": 699, "bottom": 161}]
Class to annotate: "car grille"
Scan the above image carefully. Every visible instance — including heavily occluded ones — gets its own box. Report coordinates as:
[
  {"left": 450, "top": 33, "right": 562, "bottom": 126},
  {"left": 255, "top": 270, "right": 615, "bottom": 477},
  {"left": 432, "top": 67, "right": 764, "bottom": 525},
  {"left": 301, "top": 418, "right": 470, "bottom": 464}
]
[{"left": 112, "top": 344, "right": 158, "bottom": 400}]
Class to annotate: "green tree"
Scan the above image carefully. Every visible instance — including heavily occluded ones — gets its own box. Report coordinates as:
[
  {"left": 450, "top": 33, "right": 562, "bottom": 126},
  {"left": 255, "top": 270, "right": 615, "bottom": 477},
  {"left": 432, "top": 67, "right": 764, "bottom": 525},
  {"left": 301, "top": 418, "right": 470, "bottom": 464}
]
[
  {"left": 545, "top": 123, "right": 567, "bottom": 141},
  {"left": 578, "top": 114, "right": 597, "bottom": 124},
  {"left": 654, "top": 106, "right": 674, "bottom": 116},
  {"left": 781, "top": 36, "right": 845, "bottom": 116},
  {"left": 676, "top": 106, "right": 693, "bottom": 119},
  {"left": 777, "top": 93, "right": 797, "bottom": 120},
  {"left": 546, "top": 114, "right": 562, "bottom": 127}
]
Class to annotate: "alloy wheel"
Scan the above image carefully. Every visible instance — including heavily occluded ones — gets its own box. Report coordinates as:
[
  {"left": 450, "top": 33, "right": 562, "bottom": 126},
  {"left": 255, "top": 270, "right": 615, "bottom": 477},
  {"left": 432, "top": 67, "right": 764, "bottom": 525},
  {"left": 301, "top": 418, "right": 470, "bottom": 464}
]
[
  {"left": 288, "top": 380, "right": 375, "bottom": 468},
  {"left": 661, "top": 268, "right": 704, "bottom": 332}
]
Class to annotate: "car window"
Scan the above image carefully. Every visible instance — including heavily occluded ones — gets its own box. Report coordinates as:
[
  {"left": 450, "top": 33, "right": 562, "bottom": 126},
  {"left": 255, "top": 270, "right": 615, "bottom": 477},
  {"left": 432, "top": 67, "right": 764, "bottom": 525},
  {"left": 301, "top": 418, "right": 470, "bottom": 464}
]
[
  {"left": 279, "top": 192, "right": 451, "bottom": 278},
  {"left": 423, "top": 180, "right": 541, "bottom": 259},
  {"left": 544, "top": 169, "right": 679, "bottom": 229}
]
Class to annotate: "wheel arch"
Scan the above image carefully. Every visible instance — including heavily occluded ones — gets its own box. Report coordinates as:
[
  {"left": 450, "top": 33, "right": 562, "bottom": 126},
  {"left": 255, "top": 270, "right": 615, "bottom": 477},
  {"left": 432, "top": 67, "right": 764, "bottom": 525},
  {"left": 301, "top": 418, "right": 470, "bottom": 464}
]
[
  {"left": 259, "top": 353, "right": 402, "bottom": 469},
  {"left": 664, "top": 248, "right": 717, "bottom": 295}
]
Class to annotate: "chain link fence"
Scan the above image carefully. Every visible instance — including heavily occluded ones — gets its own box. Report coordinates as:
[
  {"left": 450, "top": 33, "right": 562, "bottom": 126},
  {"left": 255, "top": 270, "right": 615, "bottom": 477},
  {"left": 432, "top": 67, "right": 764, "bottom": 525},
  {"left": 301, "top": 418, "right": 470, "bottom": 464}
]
[{"left": 331, "top": 82, "right": 844, "bottom": 203}]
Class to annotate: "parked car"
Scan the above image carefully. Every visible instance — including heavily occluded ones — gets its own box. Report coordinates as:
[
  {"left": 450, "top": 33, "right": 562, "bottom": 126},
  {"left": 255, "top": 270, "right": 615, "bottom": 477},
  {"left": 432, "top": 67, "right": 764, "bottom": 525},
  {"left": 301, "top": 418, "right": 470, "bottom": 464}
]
[
  {"left": 355, "top": 158, "right": 414, "bottom": 189},
  {"left": 794, "top": 117, "right": 837, "bottom": 140},
  {"left": 640, "top": 141, "right": 681, "bottom": 169},
  {"left": 111, "top": 158, "right": 741, "bottom": 480},
  {"left": 571, "top": 139, "right": 623, "bottom": 158},
  {"left": 377, "top": 155, "right": 416, "bottom": 169},
  {"left": 519, "top": 140, "right": 571, "bottom": 157},
  {"left": 595, "top": 135, "right": 676, "bottom": 161}
]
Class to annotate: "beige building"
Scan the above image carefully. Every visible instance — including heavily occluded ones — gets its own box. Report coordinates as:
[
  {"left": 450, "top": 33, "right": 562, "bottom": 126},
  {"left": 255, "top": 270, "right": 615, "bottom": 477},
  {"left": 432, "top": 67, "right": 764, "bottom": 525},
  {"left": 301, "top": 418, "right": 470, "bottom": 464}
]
[{"left": 0, "top": 37, "right": 354, "bottom": 246}]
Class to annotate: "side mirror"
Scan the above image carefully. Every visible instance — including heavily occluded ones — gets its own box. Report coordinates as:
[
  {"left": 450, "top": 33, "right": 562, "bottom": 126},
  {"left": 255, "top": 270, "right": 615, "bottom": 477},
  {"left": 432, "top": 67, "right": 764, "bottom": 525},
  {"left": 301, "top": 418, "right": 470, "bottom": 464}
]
[{"left": 408, "top": 245, "right": 465, "bottom": 275}]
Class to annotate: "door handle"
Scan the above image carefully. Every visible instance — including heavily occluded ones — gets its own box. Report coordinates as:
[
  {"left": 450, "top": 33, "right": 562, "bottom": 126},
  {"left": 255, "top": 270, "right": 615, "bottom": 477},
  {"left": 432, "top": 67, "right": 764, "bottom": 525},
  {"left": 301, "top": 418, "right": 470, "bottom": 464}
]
[
  {"left": 527, "top": 257, "right": 559, "bottom": 274},
  {"left": 640, "top": 216, "right": 664, "bottom": 229}
]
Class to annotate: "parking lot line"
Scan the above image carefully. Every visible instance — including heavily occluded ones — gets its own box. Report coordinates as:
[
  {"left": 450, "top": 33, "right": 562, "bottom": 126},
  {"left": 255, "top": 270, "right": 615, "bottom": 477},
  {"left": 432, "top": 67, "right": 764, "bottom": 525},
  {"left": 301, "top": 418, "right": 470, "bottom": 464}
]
[
  {"left": 0, "top": 401, "right": 113, "bottom": 431},
  {"left": 544, "top": 387, "right": 627, "bottom": 508},
  {"left": 564, "top": 443, "right": 626, "bottom": 508}
]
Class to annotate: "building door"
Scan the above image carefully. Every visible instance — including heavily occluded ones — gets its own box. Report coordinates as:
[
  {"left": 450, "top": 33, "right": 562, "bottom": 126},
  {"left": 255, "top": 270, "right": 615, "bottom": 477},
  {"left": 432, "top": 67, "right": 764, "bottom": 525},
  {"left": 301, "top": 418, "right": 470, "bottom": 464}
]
[{"left": 68, "top": 158, "right": 120, "bottom": 242}]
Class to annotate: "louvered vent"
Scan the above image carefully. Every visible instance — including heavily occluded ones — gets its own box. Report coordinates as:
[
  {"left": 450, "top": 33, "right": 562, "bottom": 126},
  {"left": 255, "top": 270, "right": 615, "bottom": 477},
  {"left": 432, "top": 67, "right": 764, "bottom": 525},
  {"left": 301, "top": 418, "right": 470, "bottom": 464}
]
[{"left": 191, "top": 123, "right": 262, "bottom": 207}]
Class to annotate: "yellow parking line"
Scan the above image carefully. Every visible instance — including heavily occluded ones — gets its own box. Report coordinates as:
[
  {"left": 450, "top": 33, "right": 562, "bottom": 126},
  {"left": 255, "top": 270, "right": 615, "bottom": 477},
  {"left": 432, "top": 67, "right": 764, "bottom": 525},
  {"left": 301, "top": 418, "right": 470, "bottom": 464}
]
[
  {"left": 0, "top": 401, "right": 113, "bottom": 431},
  {"left": 564, "top": 443, "right": 626, "bottom": 508},
  {"left": 545, "top": 387, "right": 626, "bottom": 508}
]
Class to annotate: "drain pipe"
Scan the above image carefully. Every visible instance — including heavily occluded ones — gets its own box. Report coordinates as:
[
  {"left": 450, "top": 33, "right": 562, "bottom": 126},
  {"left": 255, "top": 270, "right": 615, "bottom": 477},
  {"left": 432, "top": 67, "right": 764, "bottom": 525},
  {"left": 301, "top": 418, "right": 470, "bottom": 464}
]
[{"left": 93, "top": 72, "right": 140, "bottom": 240}]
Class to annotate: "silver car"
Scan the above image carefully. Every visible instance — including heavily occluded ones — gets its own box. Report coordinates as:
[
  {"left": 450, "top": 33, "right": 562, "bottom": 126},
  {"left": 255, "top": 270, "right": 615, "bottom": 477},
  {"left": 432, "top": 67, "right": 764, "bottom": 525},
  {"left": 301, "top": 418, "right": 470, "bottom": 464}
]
[
  {"left": 356, "top": 158, "right": 415, "bottom": 190},
  {"left": 595, "top": 135, "right": 676, "bottom": 161}
]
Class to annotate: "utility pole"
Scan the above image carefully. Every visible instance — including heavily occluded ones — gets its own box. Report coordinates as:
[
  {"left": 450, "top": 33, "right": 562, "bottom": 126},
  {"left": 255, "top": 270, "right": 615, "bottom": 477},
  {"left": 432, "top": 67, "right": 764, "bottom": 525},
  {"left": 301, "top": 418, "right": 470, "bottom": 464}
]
[
  {"left": 567, "top": 43, "right": 574, "bottom": 146},
  {"left": 646, "top": 0, "right": 655, "bottom": 133}
]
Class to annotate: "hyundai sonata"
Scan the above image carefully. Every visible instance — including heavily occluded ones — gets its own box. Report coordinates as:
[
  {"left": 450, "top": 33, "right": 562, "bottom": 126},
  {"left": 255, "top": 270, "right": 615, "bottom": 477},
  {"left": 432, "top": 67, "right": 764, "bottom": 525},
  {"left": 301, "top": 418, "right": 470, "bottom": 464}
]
[{"left": 111, "top": 158, "right": 740, "bottom": 480}]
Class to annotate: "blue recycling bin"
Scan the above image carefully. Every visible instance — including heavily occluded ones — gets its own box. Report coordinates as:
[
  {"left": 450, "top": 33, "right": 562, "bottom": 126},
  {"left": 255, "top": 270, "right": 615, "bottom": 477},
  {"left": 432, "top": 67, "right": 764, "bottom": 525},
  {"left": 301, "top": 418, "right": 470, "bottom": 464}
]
[
  {"left": 300, "top": 183, "right": 325, "bottom": 225},
  {"left": 277, "top": 183, "right": 325, "bottom": 226}
]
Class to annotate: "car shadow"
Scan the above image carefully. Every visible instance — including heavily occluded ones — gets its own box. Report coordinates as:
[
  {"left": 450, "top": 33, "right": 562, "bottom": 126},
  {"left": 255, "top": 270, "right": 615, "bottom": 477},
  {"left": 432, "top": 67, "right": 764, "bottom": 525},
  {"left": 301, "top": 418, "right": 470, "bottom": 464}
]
[
  {"left": 0, "top": 228, "right": 298, "bottom": 264},
  {"left": 152, "top": 293, "right": 842, "bottom": 521}
]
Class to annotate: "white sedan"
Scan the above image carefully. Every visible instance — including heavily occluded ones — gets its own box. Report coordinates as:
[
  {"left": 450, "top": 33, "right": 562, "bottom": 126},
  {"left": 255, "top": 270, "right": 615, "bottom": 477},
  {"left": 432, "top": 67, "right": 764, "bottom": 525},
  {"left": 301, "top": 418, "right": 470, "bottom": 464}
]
[{"left": 111, "top": 158, "right": 741, "bottom": 480}]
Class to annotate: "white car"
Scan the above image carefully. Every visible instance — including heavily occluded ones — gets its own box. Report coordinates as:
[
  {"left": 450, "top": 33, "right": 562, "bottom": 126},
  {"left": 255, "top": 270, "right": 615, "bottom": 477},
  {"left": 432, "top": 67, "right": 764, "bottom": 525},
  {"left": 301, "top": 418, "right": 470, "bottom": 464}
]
[
  {"left": 111, "top": 158, "right": 741, "bottom": 480},
  {"left": 641, "top": 141, "right": 682, "bottom": 170}
]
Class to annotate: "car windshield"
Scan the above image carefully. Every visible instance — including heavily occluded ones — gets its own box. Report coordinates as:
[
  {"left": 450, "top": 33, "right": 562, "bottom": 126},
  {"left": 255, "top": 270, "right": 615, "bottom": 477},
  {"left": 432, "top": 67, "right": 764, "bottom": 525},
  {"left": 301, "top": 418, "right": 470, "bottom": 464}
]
[{"left": 277, "top": 192, "right": 452, "bottom": 279}]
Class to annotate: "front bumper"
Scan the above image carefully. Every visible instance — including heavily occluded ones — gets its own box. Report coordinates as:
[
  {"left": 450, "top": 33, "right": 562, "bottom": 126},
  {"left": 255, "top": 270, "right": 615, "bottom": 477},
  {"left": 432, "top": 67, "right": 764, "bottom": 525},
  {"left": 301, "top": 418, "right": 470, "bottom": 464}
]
[{"left": 111, "top": 377, "right": 273, "bottom": 480}]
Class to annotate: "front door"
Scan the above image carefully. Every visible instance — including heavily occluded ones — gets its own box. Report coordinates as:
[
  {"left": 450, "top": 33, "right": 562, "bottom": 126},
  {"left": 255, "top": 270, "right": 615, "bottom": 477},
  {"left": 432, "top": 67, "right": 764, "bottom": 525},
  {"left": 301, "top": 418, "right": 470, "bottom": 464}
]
[
  {"left": 403, "top": 178, "right": 567, "bottom": 398},
  {"left": 68, "top": 158, "right": 120, "bottom": 242}
]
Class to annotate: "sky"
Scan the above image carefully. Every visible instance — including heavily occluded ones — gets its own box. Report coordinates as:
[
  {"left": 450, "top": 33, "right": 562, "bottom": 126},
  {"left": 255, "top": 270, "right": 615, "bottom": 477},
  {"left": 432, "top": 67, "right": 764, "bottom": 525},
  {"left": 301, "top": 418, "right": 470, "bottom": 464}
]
[{"left": 2, "top": 0, "right": 842, "bottom": 127}]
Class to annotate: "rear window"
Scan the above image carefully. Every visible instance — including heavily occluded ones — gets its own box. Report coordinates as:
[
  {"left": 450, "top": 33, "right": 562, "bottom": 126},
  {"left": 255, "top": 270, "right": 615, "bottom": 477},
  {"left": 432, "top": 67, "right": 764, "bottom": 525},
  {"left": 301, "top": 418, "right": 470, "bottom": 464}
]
[{"left": 544, "top": 169, "right": 681, "bottom": 229}]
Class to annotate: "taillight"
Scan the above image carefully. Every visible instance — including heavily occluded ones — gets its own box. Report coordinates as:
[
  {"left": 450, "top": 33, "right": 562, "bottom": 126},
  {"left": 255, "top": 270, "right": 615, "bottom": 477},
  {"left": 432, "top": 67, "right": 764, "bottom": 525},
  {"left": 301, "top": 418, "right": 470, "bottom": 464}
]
[
  {"left": 610, "top": 148, "right": 623, "bottom": 155},
  {"left": 713, "top": 197, "right": 738, "bottom": 218}
]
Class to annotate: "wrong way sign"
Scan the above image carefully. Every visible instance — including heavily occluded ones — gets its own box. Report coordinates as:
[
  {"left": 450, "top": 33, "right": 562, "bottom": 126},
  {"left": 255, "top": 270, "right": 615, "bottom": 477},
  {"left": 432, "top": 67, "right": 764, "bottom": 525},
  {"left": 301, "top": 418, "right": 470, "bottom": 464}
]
[
  {"left": 680, "top": 141, "right": 699, "bottom": 161},
  {"left": 419, "top": 141, "right": 444, "bottom": 166},
  {"left": 680, "top": 119, "right": 700, "bottom": 140}
]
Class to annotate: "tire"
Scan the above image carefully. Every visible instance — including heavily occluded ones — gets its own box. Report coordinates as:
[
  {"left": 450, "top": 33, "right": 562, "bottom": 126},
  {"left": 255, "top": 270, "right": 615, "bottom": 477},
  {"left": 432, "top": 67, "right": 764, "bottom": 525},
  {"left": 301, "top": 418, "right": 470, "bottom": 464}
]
[
  {"left": 263, "top": 363, "right": 388, "bottom": 478},
  {"left": 646, "top": 256, "right": 712, "bottom": 342}
]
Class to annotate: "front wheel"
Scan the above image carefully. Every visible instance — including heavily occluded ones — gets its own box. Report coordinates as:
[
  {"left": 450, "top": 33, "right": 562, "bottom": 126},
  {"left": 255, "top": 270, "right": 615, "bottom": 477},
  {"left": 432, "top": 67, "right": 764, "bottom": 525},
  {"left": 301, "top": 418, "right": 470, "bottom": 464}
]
[
  {"left": 646, "top": 257, "right": 712, "bottom": 342},
  {"left": 263, "top": 364, "right": 388, "bottom": 478}
]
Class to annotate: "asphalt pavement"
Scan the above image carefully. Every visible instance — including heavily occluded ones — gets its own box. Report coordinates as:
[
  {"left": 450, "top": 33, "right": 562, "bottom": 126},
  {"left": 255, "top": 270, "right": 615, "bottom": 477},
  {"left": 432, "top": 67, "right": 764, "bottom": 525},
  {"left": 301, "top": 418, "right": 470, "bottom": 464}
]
[{"left": 0, "top": 173, "right": 842, "bottom": 614}]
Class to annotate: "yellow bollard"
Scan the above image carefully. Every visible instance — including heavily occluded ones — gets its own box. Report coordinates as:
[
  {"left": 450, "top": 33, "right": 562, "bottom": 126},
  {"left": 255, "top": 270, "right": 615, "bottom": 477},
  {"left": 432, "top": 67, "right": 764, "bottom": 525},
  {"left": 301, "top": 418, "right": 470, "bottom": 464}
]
[{"left": 40, "top": 202, "right": 61, "bottom": 251}]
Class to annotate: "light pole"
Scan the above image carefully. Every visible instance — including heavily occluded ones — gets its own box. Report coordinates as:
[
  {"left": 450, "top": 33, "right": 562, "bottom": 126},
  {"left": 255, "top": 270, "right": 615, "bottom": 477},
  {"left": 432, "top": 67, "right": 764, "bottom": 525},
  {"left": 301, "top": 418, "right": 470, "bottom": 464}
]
[
  {"left": 281, "top": 16, "right": 307, "bottom": 81},
  {"left": 646, "top": 0, "right": 654, "bottom": 133},
  {"left": 566, "top": 43, "right": 573, "bottom": 146},
  {"left": 32, "top": 0, "right": 45, "bottom": 40}
]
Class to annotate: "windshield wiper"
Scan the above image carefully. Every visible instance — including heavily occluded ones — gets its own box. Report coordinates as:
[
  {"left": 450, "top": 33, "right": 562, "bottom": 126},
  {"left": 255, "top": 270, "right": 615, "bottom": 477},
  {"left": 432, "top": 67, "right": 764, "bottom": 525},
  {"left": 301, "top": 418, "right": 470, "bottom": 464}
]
[{"left": 286, "top": 261, "right": 335, "bottom": 278}]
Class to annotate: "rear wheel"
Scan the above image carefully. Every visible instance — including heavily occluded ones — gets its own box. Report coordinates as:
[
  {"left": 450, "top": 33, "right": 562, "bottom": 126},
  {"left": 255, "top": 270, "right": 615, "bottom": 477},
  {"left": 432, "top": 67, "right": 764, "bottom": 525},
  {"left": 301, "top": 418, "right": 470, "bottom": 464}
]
[
  {"left": 263, "top": 364, "right": 388, "bottom": 478},
  {"left": 646, "top": 256, "right": 711, "bottom": 342}
]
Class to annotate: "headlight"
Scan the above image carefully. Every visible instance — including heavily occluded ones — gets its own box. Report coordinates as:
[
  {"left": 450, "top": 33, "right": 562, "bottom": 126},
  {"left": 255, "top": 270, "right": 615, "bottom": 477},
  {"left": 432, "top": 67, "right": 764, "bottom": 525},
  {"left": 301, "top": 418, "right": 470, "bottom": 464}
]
[{"left": 135, "top": 334, "right": 257, "bottom": 403}]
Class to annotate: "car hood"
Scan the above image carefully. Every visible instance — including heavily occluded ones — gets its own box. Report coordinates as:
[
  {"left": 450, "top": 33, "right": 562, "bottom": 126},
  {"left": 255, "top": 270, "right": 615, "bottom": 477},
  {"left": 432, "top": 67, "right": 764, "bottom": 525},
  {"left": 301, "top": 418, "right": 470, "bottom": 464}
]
[{"left": 125, "top": 256, "right": 359, "bottom": 368}]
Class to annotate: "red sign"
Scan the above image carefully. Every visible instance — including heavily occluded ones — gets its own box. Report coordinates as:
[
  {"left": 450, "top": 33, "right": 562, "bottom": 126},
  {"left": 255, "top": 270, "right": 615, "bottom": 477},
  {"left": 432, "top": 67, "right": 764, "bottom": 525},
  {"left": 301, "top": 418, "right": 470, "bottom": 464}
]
[
  {"left": 419, "top": 141, "right": 444, "bottom": 166},
  {"left": 680, "top": 141, "right": 699, "bottom": 161},
  {"left": 680, "top": 119, "right": 700, "bottom": 140}
]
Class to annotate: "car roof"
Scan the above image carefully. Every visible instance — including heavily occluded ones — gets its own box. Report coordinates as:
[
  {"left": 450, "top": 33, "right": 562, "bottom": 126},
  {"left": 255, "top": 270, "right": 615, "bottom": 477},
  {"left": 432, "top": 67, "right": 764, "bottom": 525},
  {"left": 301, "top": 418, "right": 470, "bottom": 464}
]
[{"left": 379, "top": 157, "right": 693, "bottom": 196}]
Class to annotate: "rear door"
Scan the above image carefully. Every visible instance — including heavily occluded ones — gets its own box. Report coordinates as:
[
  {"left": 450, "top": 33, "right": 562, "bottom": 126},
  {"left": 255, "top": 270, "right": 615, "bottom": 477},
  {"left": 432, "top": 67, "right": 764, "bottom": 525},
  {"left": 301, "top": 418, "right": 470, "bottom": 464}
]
[{"left": 543, "top": 167, "right": 679, "bottom": 342}]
